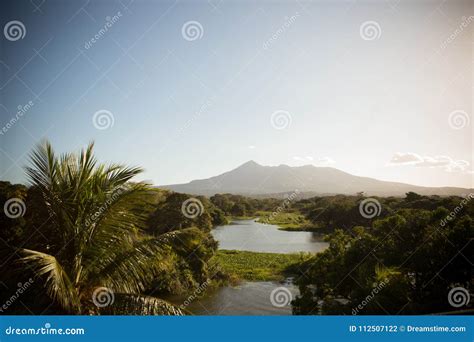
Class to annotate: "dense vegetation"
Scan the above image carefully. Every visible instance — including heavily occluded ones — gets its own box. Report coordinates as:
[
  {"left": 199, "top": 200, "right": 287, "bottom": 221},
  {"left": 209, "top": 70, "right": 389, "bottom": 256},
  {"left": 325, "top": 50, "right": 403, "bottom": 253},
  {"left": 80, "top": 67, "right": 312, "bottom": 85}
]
[
  {"left": 0, "top": 142, "right": 220, "bottom": 315},
  {"left": 209, "top": 194, "right": 283, "bottom": 218},
  {"left": 291, "top": 193, "right": 474, "bottom": 314},
  {"left": 148, "top": 192, "right": 227, "bottom": 234},
  {"left": 295, "top": 192, "right": 474, "bottom": 231},
  {"left": 1, "top": 142, "right": 472, "bottom": 315},
  {"left": 210, "top": 192, "right": 473, "bottom": 314}
]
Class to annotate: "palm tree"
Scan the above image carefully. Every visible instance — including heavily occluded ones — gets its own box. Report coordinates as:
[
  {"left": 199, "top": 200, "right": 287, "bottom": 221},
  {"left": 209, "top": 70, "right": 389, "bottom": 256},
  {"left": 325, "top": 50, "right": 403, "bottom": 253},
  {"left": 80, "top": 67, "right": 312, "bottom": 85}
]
[{"left": 20, "top": 141, "right": 187, "bottom": 315}]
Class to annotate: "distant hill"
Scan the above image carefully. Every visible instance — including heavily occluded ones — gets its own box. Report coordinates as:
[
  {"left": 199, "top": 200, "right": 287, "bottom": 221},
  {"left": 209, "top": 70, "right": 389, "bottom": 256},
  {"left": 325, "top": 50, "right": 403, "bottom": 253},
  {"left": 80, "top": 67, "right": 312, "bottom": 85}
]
[{"left": 159, "top": 160, "right": 472, "bottom": 197}]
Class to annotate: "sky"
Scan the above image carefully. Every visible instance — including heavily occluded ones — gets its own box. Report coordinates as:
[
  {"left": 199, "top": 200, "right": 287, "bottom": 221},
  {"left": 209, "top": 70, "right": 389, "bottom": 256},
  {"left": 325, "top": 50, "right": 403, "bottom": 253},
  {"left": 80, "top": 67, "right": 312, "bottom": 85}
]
[{"left": 0, "top": 0, "right": 473, "bottom": 189}]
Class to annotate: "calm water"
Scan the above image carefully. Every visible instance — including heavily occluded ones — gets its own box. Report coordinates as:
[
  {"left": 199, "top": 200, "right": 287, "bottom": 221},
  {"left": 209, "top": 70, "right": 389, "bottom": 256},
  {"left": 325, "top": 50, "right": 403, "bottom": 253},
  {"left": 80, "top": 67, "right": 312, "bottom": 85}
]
[
  {"left": 212, "top": 219, "right": 328, "bottom": 254},
  {"left": 171, "top": 219, "right": 328, "bottom": 315},
  {"left": 184, "top": 280, "right": 299, "bottom": 315}
]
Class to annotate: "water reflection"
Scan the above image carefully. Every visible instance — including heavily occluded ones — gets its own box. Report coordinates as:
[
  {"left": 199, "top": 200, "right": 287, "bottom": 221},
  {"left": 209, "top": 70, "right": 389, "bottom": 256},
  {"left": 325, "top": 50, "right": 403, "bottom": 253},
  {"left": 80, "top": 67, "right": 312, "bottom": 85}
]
[
  {"left": 185, "top": 281, "right": 298, "bottom": 315},
  {"left": 170, "top": 219, "right": 329, "bottom": 315},
  {"left": 212, "top": 219, "right": 328, "bottom": 254}
]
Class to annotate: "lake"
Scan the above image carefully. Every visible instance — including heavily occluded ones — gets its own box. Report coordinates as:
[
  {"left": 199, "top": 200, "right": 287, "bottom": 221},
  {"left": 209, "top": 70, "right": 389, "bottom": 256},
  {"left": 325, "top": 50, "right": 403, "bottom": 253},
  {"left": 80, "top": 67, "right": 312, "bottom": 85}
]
[
  {"left": 211, "top": 219, "right": 328, "bottom": 254},
  {"left": 175, "top": 219, "right": 328, "bottom": 315}
]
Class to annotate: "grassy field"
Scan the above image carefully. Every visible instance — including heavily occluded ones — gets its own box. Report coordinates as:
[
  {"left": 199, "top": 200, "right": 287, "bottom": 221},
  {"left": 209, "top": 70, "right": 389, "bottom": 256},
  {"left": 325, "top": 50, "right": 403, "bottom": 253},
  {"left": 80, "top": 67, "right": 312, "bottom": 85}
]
[
  {"left": 228, "top": 215, "right": 258, "bottom": 221},
  {"left": 214, "top": 249, "right": 308, "bottom": 281},
  {"left": 254, "top": 211, "right": 319, "bottom": 231}
]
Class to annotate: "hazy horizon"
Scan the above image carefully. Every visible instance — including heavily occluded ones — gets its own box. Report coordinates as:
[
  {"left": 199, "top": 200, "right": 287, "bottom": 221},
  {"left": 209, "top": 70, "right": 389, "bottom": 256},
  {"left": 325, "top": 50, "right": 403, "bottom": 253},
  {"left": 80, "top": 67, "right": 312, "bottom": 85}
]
[
  {"left": 158, "top": 158, "right": 474, "bottom": 190},
  {"left": 1, "top": 0, "right": 472, "bottom": 189}
]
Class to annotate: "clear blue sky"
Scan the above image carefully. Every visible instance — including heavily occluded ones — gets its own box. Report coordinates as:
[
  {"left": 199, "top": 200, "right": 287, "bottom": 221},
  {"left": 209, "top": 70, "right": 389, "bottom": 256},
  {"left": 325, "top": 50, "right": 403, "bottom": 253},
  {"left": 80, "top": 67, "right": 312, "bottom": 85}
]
[{"left": 1, "top": 0, "right": 472, "bottom": 188}]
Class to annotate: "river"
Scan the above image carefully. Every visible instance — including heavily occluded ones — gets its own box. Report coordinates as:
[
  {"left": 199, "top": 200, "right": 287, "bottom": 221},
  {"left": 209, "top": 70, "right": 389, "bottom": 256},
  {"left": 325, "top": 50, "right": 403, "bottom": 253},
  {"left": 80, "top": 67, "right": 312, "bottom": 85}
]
[{"left": 179, "top": 219, "right": 328, "bottom": 315}]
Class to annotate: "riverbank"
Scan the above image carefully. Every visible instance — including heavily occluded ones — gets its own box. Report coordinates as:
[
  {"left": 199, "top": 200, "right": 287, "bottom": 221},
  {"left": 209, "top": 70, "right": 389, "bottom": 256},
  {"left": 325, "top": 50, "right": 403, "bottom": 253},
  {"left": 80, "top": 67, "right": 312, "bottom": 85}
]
[
  {"left": 214, "top": 250, "right": 310, "bottom": 281},
  {"left": 167, "top": 218, "right": 328, "bottom": 315},
  {"left": 255, "top": 211, "right": 324, "bottom": 232}
]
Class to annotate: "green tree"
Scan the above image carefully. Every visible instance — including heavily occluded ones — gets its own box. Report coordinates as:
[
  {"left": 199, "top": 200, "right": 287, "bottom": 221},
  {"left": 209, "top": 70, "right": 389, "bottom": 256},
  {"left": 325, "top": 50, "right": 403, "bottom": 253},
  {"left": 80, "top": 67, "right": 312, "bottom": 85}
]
[
  {"left": 293, "top": 208, "right": 473, "bottom": 315},
  {"left": 0, "top": 181, "right": 28, "bottom": 246},
  {"left": 148, "top": 192, "right": 214, "bottom": 234},
  {"left": 230, "top": 203, "right": 246, "bottom": 217},
  {"left": 18, "top": 141, "right": 191, "bottom": 315}
]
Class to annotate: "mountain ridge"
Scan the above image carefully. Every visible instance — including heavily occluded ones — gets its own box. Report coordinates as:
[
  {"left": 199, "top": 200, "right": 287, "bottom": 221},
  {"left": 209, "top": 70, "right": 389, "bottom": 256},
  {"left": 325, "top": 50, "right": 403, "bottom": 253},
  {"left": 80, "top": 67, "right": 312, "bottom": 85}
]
[{"left": 159, "top": 161, "right": 472, "bottom": 197}]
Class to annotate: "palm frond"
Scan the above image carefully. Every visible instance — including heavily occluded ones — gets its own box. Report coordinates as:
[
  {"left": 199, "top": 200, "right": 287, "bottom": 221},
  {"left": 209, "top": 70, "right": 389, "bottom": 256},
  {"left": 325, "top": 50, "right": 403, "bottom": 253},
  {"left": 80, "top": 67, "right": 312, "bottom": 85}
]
[
  {"left": 21, "top": 248, "right": 80, "bottom": 313},
  {"left": 100, "top": 293, "right": 185, "bottom": 315},
  {"left": 375, "top": 264, "right": 400, "bottom": 283},
  {"left": 84, "top": 228, "right": 202, "bottom": 294},
  {"left": 25, "top": 140, "right": 57, "bottom": 191},
  {"left": 21, "top": 141, "right": 187, "bottom": 315}
]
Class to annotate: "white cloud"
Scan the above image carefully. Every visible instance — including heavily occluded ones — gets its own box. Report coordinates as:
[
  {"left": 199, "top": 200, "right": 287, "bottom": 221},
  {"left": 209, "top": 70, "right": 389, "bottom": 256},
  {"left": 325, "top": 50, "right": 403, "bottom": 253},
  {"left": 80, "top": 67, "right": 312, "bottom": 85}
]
[
  {"left": 415, "top": 155, "right": 452, "bottom": 168},
  {"left": 389, "top": 152, "right": 423, "bottom": 165},
  {"left": 445, "top": 159, "right": 470, "bottom": 173},
  {"left": 388, "top": 152, "right": 471, "bottom": 173}
]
